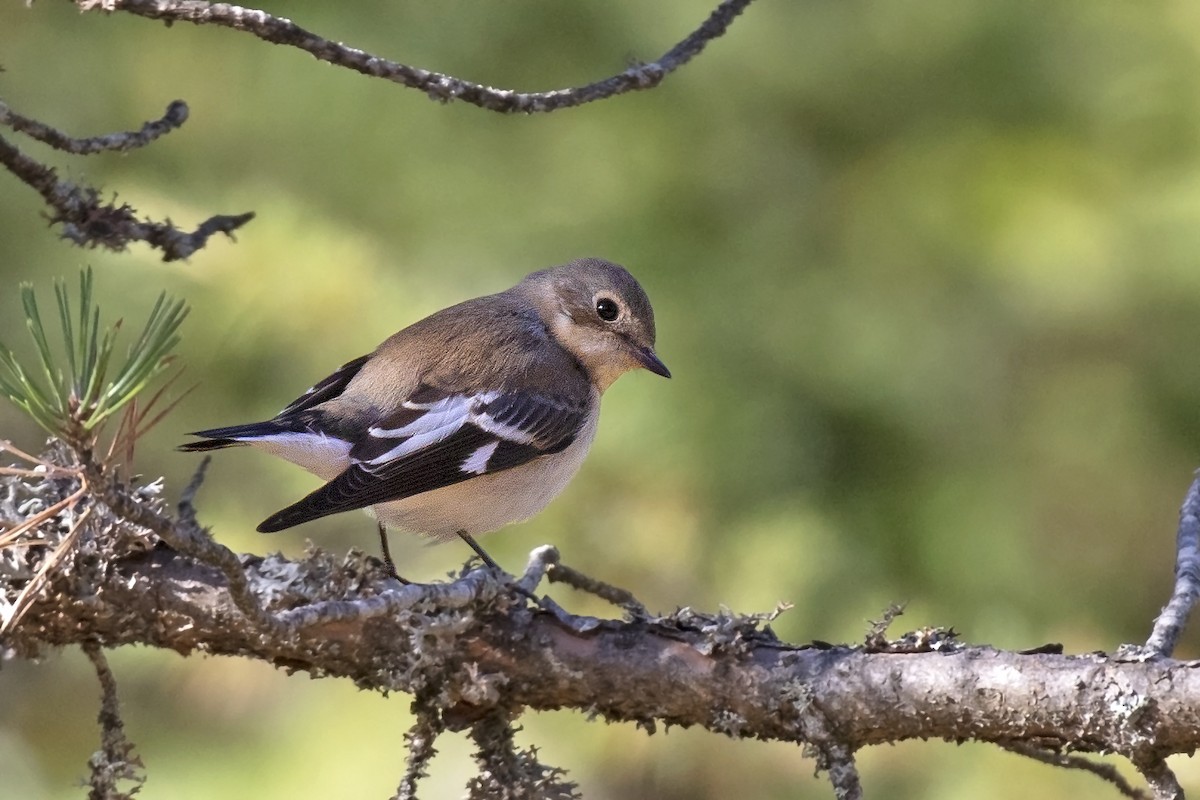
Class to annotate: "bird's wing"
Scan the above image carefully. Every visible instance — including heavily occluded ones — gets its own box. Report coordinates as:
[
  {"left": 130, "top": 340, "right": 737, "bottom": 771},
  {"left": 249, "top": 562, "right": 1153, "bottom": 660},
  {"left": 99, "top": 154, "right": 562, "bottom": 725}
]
[
  {"left": 256, "top": 385, "right": 588, "bottom": 532},
  {"left": 278, "top": 355, "right": 371, "bottom": 416}
]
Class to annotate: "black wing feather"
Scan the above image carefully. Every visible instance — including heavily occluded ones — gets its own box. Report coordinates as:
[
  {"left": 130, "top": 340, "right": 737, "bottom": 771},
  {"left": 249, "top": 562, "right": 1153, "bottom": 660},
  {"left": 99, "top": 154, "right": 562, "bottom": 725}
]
[{"left": 278, "top": 354, "right": 370, "bottom": 416}]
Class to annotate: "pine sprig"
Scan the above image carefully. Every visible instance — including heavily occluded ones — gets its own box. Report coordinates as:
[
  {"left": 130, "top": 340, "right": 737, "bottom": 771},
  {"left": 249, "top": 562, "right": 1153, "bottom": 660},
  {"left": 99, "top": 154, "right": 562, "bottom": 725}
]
[{"left": 0, "top": 268, "right": 188, "bottom": 445}]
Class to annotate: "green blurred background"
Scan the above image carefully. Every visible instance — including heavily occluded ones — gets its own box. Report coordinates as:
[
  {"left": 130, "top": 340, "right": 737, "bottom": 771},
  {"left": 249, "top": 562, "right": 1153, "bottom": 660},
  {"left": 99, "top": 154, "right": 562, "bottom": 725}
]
[{"left": 3, "top": 1, "right": 1200, "bottom": 797}]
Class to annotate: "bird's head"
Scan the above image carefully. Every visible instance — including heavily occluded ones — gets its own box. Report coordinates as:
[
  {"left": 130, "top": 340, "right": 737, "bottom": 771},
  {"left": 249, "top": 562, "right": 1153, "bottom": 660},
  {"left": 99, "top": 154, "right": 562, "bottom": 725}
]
[{"left": 522, "top": 258, "right": 670, "bottom": 392}]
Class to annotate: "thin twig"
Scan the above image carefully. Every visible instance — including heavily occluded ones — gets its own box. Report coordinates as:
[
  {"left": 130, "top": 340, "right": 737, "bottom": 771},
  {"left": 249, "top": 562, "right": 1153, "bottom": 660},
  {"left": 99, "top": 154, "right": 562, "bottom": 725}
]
[
  {"left": 79, "top": 0, "right": 757, "bottom": 114},
  {"left": 863, "top": 603, "right": 906, "bottom": 649},
  {"left": 517, "top": 544, "right": 560, "bottom": 595},
  {"left": 823, "top": 745, "right": 863, "bottom": 800},
  {"left": 1138, "top": 757, "right": 1184, "bottom": 800},
  {"left": 792, "top": 686, "right": 863, "bottom": 800},
  {"left": 0, "top": 466, "right": 54, "bottom": 477},
  {"left": 82, "top": 640, "right": 145, "bottom": 800},
  {"left": 1145, "top": 472, "right": 1200, "bottom": 657},
  {"left": 1, "top": 439, "right": 71, "bottom": 470},
  {"left": 547, "top": 560, "right": 648, "bottom": 617},
  {"left": 464, "top": 712, "right": 579, "bottom": 800},
  {"left": 1001, "top": 742, "right": 1148, "bottom": 800},
  {"left": 176, "top": 454, "right": 210, "bottom": 526},
  {"left": 0, "top": 98, "right": 188, "bottom": 154},
  {"left": 393, "top": 708, "right": 442, "bottom": 800},
  {"left": 467, "top": 713, "right": 523, "bottom": 798}
]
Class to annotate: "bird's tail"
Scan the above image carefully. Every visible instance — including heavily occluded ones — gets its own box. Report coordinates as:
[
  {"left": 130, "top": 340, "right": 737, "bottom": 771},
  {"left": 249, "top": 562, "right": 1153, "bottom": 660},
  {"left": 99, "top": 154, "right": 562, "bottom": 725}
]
[
  {"left": 177, "top": 421, "right": 293, "bottom": 452},
  {"left": 177, "top": 437, "right": 243, "bottom": 452}
]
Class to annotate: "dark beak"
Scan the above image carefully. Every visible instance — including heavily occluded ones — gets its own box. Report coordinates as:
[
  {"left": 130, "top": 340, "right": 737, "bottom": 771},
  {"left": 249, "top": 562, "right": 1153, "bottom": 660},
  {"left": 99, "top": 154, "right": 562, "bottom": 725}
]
[{"left": 633, "top": 345, "right": 671, "bottom": 379}]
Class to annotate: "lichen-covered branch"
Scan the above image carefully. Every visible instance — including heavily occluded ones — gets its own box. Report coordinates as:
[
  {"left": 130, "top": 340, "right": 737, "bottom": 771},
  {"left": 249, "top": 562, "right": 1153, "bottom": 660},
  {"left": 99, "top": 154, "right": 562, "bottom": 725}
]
[
  {"left": 394, "top": 709, "right": 442, "bottom": 800},
  {"left": 5, "top": 454, "right": 1200, "bottom": 798},
  {"left": 0, "top": 101, "right": 254, "bottom": 260},
  {"left": 465, "top": 713, "right": 580, "bottom": 800},
  {"left": 71, "top": 0, "right": 756, "bottom": 114},
  {"left": 82, "top": 641, "right": 145, "bottom": 800},
  {"left": 9, "top": 538, "right": 1200, "bottom": 789}
]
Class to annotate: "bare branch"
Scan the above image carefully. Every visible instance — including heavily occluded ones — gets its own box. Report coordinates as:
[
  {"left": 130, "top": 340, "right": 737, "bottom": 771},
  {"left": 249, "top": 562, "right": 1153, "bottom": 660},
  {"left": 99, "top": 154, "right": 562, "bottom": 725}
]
[
  {"left": 1145, "top": 473, "right": 1200, "bottom": 657},
  {"left": 75, "top": 0, "right": 757, "bottom": 114},
  {"left": 1000, "top": 742, "right": 1149, "bottom": 800},
  {"left": 547, "top": 557, "right": 648, "bottom": 617},
  {"left": 0, "top": 103, "right": 254, "bottom": 260},
  {"left": 0, "top": 97, "right": 188, "bottom": 154},
  {"left": 7, "top": 0, "right": 752, "bottom": 259}
]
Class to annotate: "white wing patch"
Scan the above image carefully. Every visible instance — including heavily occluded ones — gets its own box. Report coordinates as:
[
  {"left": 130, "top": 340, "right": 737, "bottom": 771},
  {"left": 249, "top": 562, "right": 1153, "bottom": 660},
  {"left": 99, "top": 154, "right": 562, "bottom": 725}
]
[
  {"left": 357, "top": 389, "right": 584, "bottom": 478},
  {"left": 460, "top": 440, "right": 500, "bottom": 475},
  {"left": 364, "top": 392, "right": 500, "bottom": 466},
  {"left": 473, "top": 411, "right": 538, "bottom": 445}
]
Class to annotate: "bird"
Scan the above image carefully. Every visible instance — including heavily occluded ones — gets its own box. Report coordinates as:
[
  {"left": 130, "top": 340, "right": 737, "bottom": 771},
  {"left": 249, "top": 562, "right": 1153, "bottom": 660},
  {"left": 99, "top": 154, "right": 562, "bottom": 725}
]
[{"left": 179, "top": 257, "right": 669, "bottom": 579}]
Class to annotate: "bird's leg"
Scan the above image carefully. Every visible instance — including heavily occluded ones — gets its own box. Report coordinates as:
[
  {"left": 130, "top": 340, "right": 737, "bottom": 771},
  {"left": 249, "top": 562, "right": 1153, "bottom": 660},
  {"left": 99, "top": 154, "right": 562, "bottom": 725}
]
[
  {"left": 377, "top": 523, "right": 409, "bottom": 584},
  {"left": 457, "top": 530, "right": 502, "bottom": 571},
  {"left": 457, "top": 531, "right": 544, "bottom": 603}
]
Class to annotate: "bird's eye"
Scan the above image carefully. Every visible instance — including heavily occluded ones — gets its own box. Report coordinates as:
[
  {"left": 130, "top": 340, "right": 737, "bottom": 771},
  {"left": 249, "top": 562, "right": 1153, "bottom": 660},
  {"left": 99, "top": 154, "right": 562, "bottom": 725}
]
[{"left": 595, "top": 298, "right": 620, "bottom": 322}]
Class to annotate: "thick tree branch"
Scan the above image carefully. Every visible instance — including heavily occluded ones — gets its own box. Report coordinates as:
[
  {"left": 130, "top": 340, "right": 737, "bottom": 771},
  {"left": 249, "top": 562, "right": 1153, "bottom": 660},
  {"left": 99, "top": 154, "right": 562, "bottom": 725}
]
[
  {"left": 8, "top": 541, "right": 1200, "bottom": 778},
  {"left": 6, "top": 453, "right": 1200, "bottom": 797},
  {"left": 72, "top": 0, "right": 756, "bottom": 114},
  {"left": 79, "top": 452, "right": 285, "bottom": 636}
]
